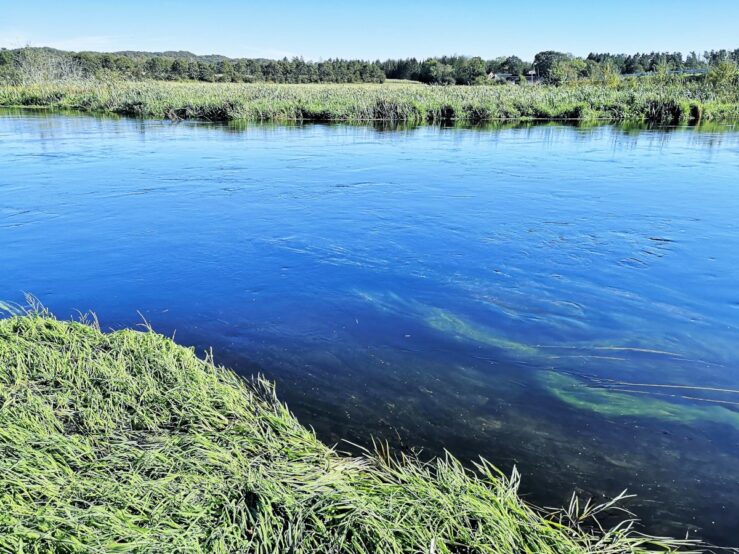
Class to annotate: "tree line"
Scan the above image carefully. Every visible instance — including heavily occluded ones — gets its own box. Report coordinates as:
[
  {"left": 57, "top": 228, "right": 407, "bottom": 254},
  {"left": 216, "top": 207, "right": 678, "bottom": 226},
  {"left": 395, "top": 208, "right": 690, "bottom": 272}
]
[
  {"left": 380, "top": 50, "right": 739, "bottom": 85},
  {"left": 0, "top": 48, "right": 386, "bottom": 84},
  {"left": 1, "top": 46, "right": 738, "bottom": 86}
]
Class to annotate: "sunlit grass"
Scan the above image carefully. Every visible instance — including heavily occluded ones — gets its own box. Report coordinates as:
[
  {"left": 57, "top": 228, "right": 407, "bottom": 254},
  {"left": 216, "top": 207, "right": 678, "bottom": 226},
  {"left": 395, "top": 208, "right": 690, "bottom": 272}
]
[
  {"left": 0, "top": 311, "right": 697, "bottom": 552},
  {"left": 1, "top": 79, "right": 738, "bottom": 123}
]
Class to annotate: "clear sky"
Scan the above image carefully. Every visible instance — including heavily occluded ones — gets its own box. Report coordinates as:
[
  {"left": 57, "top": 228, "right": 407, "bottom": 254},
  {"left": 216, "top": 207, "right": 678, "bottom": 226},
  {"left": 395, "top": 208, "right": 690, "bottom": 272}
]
[{"left": 1, "top": 0, "right": 738, "bottom": 61}]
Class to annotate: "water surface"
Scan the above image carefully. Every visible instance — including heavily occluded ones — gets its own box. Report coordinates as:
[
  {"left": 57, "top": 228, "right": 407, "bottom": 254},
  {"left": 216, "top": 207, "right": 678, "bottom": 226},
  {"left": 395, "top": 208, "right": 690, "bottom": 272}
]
[{"left": 1, "top": 110, "right": 738, "bottom": 545}]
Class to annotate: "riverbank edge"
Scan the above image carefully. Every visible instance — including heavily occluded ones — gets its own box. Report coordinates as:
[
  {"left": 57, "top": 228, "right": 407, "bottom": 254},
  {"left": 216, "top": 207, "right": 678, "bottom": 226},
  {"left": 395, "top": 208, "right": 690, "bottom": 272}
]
[{"left": 0, "top": 313, "right": 695, "bottom": 552}]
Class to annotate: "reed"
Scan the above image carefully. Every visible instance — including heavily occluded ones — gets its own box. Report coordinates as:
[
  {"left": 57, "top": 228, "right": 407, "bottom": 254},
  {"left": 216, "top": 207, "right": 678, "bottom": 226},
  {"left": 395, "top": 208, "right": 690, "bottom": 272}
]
[
  {"left": 1, "top": 79, "right": 738, "bottom": 123},
  {"left": 0, "top": 311, "right": 699, "bottom": 553}
]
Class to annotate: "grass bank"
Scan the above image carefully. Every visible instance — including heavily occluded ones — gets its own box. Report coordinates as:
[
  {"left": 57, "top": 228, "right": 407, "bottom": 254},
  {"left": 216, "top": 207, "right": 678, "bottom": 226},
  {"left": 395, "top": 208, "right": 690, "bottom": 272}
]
[
  {"left": 0, "top": 313, "right": 695, "bottom": 553},
  {"left": 1, "top": 80, "right": 738, "bottom": 123}
]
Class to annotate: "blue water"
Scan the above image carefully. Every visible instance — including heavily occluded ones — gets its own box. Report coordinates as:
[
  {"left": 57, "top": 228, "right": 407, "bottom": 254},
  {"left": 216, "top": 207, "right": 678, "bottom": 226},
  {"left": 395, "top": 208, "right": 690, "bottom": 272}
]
[{"left": 2, "top": 111, "right": 739, "bottom": 545}]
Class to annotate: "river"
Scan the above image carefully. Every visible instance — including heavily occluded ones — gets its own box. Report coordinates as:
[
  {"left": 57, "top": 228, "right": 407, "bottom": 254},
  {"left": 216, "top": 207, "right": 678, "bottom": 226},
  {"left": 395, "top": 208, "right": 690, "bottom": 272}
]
[{"left": 1, "top": 110, "right": 738, "bottom": 545}]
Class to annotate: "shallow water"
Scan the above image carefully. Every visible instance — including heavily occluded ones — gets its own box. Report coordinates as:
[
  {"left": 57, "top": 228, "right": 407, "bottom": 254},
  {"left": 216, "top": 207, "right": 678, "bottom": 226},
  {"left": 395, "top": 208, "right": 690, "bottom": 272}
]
[{"left": 1, "top": 110, "right": 738, "bottom": 545}]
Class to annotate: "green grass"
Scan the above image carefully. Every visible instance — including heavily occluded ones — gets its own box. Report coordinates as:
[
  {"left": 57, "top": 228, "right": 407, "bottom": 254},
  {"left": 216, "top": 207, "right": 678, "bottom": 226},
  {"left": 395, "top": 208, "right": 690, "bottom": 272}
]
[
  {"left": 1, "top": 79, "right": 738, "bottom": 123},
  {"left": 0, "top": 312, "right": 698, "bottom": 553}
]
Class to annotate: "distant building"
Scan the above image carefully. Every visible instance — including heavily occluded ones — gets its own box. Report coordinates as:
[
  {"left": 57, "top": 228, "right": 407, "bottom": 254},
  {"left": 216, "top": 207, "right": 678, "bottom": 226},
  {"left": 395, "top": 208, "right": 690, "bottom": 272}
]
[
  {"left": 487, "top": 72, "right": 515, "bottom": 83},
  {"left": 487, "top": 71, "right": 541, "bottom": 84}
]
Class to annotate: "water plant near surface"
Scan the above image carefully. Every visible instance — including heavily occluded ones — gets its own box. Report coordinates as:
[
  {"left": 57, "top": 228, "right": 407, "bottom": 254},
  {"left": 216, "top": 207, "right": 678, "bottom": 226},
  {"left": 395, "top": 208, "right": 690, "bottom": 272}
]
[
  {"left": 1, "top": 79, "right": 738, "bottom": 123},
  {"left": 0, "top": 312, "right": 699, "bottom": 553},
  {"left": 541, "top": 371, "right": 739, "bottom": 431}
]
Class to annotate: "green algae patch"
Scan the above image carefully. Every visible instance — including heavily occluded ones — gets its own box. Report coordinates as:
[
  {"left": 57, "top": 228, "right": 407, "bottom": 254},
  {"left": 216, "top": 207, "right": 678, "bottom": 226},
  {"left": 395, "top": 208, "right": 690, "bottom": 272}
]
[
  {"left": 0, "top": 313, "right": 695, "bottom": 553},
  {"left": 542, "top": 371, "right": 739, "bottom": 431},
  {"left": 425, "top": 308, "right": 541, "bottom": 358},
  {"left": 353, "top": 291, "right": 540, "bottom": 358}
]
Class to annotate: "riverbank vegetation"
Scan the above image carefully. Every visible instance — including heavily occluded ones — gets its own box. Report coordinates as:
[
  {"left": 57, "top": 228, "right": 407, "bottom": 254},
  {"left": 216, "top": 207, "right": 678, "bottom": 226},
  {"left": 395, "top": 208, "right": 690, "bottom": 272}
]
[
  {"left": 2, "top": 77, "right": 738, "bottom": 123},
  {"left": 0, "top": 312, "right": 696, "bottom": 553}
]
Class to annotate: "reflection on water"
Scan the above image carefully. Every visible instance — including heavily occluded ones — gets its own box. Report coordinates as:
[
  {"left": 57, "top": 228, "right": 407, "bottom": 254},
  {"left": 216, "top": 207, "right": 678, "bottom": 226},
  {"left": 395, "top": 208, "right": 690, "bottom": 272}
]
[{"left": 1, "top": 109, "right": 739, "bottom": 545}]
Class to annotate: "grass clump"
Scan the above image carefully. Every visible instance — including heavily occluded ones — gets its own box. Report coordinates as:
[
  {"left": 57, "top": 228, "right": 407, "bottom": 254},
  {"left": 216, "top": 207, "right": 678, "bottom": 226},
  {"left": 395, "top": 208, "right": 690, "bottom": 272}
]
[{"left": 0, "top": 313, "right": 696, "bottom": 553}]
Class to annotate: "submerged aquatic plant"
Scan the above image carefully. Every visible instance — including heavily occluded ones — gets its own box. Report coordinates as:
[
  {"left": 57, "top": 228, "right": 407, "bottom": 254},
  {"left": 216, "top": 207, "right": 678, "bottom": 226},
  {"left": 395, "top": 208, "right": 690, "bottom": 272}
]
[
  {"left": 542, "top": 371, "right": 739, "bottom": 431},
  {"left": 354, "top": 291, "right": 541, "bottom": 358},
  {"left": 357, "top": 291, "right": 739, "bottom": 442},
  {"left": 425, "top": 307, "right": 540, "bottom": 357},
  {"left": 0, "top": 312, "right": 697, "bottom": 552}
]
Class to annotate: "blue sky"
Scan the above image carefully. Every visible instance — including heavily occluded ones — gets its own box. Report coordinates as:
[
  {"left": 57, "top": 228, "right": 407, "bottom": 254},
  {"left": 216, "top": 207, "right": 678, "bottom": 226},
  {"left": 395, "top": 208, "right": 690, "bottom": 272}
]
[{"left": 1, "top": 0, "right": 738, "bottom": 60}]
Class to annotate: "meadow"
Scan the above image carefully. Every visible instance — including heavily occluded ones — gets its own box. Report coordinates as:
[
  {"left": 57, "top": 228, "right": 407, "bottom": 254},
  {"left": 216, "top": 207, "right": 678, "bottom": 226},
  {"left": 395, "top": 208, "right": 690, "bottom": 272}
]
[
  {"left": 2, "top": 78, "right": 739, "bottom": 123},
  {"left": 0, "top": 312, "right": 696, "bottom": 553}
]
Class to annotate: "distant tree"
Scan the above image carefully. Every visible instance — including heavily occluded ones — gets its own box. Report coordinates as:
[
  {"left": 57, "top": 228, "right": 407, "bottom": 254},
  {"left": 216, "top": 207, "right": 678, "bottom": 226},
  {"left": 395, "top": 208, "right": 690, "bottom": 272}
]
[
  {"left": 71, "top": 52, "right": 102, "bottom": 74},
  {"left": 170, "top": 59, "right": 188, "bottom": 79},
  {"left": 705, "top": 49, "right": 730, "bottom": 65},
  {"left": 685, "top": 51, "right": 703, "bottom": 69},
  {"left": 549, "top": 58, "right": 587, "bottom": 85},
  {"left": 114, "top": 56, "right": 136, "bottom": 76},
  {"left": 419, "top": 59, "right": 456, "bottom": 85},
  {"left": 262, "top": 60, "right": 284, "bottom": 82},
  {"left": 707, "top": 59, "right": 739, "bottom": 86},
  {"left": 455, "top": 56, "right": 487, "bottom": 85},
  {"left": 585, "top": 60, "right": 620, "bottom": 86},
  {"left": 533, "top": 51, "right": 571, "bottom": 81},
  {"left": 496, "top": 55, "right": 528, "bottom": 76},
  {"left": 317, "top": 61, "right": 336, "bottom": 82},
  {"left": 378, "top": 57, "right": 422, "bottom": 80},
  {"left": 197, "top": 62, "right": 216, "bottom": 82},
  {"left": 144, "top": 57, "right": 170, "bottom": 79},
  {"left": 216, "top": 60, "right": 235, "bottom": 82},
  {"left": 586, "top": 52, "right": 627, "bottom": 73},
  {"left": 11, "top": 48, "right": 84, "bottom": 84},
  {"left": 185, "top": 61, "right": 200, "bottom": 80}
]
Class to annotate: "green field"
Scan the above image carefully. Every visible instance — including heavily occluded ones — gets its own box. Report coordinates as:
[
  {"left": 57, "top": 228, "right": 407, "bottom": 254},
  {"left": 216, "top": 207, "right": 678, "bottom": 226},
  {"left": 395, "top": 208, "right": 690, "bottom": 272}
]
[
  {"left": 0, "top": 313, "right": 695, "bottom": 553},
  {"left": 2, "top": 79, "right": 738, "bottom": 123}
]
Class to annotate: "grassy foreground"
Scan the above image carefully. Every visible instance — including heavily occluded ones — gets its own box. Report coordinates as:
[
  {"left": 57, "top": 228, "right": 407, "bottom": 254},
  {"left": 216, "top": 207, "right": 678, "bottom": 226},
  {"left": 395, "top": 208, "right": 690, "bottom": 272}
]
[
  {"left": 1, "top": 80, "right": 739, "bottom": 123},
  {"left": 0, "top": 314, "right": 695, "bottom": 553}
]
